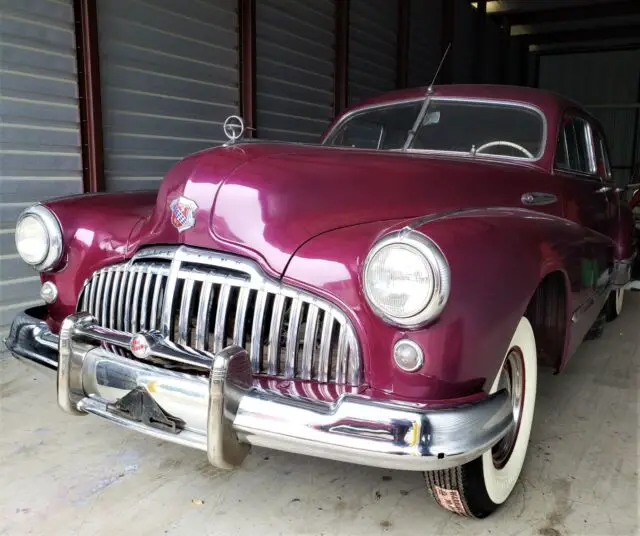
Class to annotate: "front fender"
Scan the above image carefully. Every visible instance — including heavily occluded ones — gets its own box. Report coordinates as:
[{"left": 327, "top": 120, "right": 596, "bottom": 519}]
[
  {"left": 39, "top": 192, "right": 157, "bottom": 331},
  {"left": 285, "top": 208, "right": 607, "bottom": 402}
]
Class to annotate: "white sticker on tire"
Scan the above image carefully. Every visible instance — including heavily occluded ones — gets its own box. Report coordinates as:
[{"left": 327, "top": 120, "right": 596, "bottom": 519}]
[{"left": 434, "top": 486, "right": 467, "bottom": 516}]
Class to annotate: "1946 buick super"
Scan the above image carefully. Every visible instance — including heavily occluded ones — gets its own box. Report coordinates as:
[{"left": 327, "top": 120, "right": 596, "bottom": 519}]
[{"left": 6, "top": 84, "right": 635, "bottom": 518}]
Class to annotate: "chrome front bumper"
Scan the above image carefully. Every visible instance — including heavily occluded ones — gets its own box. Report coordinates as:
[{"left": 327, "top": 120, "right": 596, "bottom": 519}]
[{"left": 5, "top": 308, "right": 514, "bottom": 471}]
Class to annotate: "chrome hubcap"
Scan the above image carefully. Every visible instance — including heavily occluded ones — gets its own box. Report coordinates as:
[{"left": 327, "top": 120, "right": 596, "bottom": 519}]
[{"left": 492, "top": 348, "right": 525, "bottom": 469}]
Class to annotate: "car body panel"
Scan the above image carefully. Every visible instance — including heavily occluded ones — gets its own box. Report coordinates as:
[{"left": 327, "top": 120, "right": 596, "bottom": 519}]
[{"left": 32, "top": 84, "right": 630, "bottom": 404}]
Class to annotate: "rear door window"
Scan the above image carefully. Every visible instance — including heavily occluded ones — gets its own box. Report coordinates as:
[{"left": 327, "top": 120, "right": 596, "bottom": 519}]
[{"left": 556, "top": 116, "right": 594, "bottom": 175}]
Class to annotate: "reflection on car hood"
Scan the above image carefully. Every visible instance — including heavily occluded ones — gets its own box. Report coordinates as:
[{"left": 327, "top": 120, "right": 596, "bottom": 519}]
[{"left": 138, "top": 143, "right": 544, "bottom": 275}]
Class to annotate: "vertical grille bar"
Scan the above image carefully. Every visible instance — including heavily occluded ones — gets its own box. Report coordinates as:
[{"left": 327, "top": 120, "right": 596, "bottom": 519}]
[
  {"left": 267, "top": 294, "right": 285, "bottom": 376},
  {"left": 213, "top": 284, "right": 231, "bottom": 352},
  {"left": 116, "top": 271, "right": 129, "bottom": 331},
  {"left": 130, "top": 270, "right": 144, "bottom": 333},
  {"left": 139, "top": 269, "right": 153, "bottom": 330},
  {"left": 250, "top": 290, "right": 267, "bottom": 371},
  {"left": 348, "top": 333, "right": 361, "bottom": 385},
  {"left": 195, "top": 281, "right": 213, "bottom": 351},
  {"left": 300, "top": 304, "right": 319, "bottom": 381},
  {"left": 101, "top": 270, "right": 113, "bottom": 326},
  {"left": 318, "top": 313, "right": 334, "bottom": 383},
  {"left": 233, "top": 286, "right": 250, "bottom": 346},
  {"left": 335, "top": 324, "right": 349, "bottom": 385},
  {"left": 161, "top": 258, "right": 181, "bottom": 337},
  {"left": 81, "top": 280, "right": 90, "bottom": 311},
  {"left": 285, "top": 298, "right": 303, "bottom": 378},
  {"left": 177, "top": 279, "right": 194, "bottom": 346},
  {"left": 89, "top": 272, "right": 100, "bottom": 319},
  {"left": 94, "top": 271, "right": 105, "bottom": 323},
  {"left": 149, "top": 274, "right": 164, "bottom": 330},
  {"left": 109, "top": 270, "right": 122, "bottom": 329},
  {"left": 123, "top": 269, "right": 136, "bottom": 332}
]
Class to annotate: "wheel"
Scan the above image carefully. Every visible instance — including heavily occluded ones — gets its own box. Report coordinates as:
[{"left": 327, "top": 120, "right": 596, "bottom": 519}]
[
  {"left": 424, "top": 316, "right": 537, "bottom": 518},
  {"left": 605, "top": 288, "right": 624, "bottom": 321}
]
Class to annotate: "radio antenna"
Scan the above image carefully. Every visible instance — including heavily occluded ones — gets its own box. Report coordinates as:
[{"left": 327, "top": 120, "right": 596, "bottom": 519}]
[
  {"left": 403, "top": 43, "right": 451, "bottom": 150},
  {"left": 427, "top": 42, "right": 451, "bottom": 94}
]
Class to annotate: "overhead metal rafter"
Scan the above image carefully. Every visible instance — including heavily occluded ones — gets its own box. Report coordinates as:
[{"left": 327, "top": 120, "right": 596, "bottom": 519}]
[
  {"left": 519, "top": 24, "right": 640, "bottom": 46},
  {"left": 501, "top": 0, "right": 640, "bottom": 27}
]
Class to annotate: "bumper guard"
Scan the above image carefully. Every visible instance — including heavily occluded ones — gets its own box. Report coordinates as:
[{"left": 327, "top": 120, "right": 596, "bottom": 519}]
[{"left": 5, "top": 307, "right": 514, "bottom": 471}]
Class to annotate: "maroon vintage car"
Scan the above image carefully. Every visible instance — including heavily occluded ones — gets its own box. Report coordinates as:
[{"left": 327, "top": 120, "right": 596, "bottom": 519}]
[{"left": 6, "top": 84, "right": 635, "bottom": 518}]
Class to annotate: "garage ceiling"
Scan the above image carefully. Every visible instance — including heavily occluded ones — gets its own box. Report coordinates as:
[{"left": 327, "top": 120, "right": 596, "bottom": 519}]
[{"left": 474, "top": 0, "right": 640, "bottom": 52}]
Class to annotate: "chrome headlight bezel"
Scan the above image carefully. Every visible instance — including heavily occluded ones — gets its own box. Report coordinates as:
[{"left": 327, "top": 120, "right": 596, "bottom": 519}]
[
  {"left": 363, "top": 230, "right": 450, "bottom": 328},
  {"left": 15, "top": 205, "right": 63, "bottom": 272}
]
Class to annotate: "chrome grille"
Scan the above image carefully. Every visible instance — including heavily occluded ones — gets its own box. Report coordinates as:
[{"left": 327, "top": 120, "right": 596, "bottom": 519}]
[{"left": 78, "top": 246, "right": 361, "bottom": 386}]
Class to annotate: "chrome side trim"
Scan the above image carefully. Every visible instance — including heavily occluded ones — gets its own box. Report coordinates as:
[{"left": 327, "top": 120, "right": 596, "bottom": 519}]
[{"left": 521, "top": 192, "right": 558, "bottom": 206}]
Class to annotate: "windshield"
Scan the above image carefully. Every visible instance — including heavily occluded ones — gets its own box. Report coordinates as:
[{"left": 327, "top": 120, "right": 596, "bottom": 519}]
[{"left": 324, "top": 99, "right": 545, "bottom": 160}]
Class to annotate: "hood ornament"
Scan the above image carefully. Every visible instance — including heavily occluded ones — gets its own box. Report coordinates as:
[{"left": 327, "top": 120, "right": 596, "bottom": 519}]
[
  {"left": 223, "top": 115, "right": 245, "bottom": 143},
  {"left": 170, "top": 196, "right": 197, "bottom": 232}
]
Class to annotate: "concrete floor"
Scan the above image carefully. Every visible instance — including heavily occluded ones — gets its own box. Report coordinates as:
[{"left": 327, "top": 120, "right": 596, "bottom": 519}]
[{"left": 1, "top": 298, "right": 638, "bottom": 536}]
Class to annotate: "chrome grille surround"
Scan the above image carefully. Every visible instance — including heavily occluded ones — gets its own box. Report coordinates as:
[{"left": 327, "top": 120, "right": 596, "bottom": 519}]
[{"left": 77, "top": 246, "right": 361, "bottom": 386}]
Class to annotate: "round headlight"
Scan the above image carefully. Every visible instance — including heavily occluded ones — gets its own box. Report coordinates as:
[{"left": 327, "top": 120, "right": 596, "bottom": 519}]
[
  {"left": 363, "top": 230, "right": 450, "bottom": 327},
  {"left": 15, "top": 205, "right": 63, "bottom": 271}
]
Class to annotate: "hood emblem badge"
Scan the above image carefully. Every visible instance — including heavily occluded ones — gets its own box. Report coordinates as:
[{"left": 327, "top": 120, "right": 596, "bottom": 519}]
[
  {"left": 223, "top": 115, "right": 245, "bottom": 143},
  {"left": 170, "top": 196, "right": 197, "bottom": 232}
]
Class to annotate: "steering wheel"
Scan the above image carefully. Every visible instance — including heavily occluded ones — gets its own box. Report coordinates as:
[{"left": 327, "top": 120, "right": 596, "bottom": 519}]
[{"left": 475, "top": 141, "right": 534, "bottom": 159}]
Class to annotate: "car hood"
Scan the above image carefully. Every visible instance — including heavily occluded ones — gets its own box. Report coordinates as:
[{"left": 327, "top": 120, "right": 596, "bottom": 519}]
[{"left": 135, "top": 143, "right": 543, "bottom": 275}]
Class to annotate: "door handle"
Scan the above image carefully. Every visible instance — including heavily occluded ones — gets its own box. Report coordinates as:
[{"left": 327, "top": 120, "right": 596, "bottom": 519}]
[
  {"left": 595, "top": 186, "right": 611, "bottom": 193},
  {"left": 521, "top": 192, "right": 558, "bottom": 206}
]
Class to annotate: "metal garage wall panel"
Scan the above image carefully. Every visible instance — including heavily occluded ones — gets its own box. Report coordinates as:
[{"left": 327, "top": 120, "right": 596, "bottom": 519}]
[
  {"left": 452, "top": 0, "right": 475, "bottom": 83},
  {"left": 256, "top": 0, "right": 335, "bottom": 143},
  {"left": 349, "top": 0, "right": 399, "bottom": 105},
  {"left": 484, "top": 19, "right": 502, "bottom": 84},
  {"left": 0, "top": 0, "right": 83, "bottom": 336},
  {"left": 539, "top": 50, "right": 640, "bottom": 106},
  {"left": 408, "top": 0, "right": 442, "bottom": 88},
  {"left": 539, "top": 50, "right": 640, "bottom": 184},
  {"left": 97, "top": 0, "right": 239, "bottom": 192}
]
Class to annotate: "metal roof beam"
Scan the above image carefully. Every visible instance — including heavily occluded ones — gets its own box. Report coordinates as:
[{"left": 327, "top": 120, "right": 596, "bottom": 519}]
[
  {"left": 518, "top": 24, "right": 640, "bottom": 46},
  {"left": 503, "top": 0, "right": 640, "bottom": 26}
]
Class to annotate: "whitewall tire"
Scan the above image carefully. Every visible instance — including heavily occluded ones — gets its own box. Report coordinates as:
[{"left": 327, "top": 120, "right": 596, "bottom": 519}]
[
  {"left": 606, "top": 288, "right": 624, "bottom": 321},
  {"left": 424, "top": 316, "right": 537, "bottom": 518}
]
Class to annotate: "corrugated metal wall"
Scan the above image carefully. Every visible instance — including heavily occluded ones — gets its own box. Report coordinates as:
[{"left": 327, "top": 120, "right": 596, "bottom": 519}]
[
  {"left": 452, "top": 0, "right": 475, "bottom": 83},
  {"left": 348, "top": 0, "right": 398, "bottom": 105},
  {"left": 408, "top": 0, "right": 442, "bottom": 87},
  {"left": 255, "top": 0, "right": 335, "bottom": 143},
  {"left": 539, "top": 50, "right": 640, "bottom": 184},
  {"left": 0, "top": 0, "right": 83, "bottom": 335},
  {"left": 97, "top": 0, "right": 239, "bottom": 192},
  {"left": 484, "top": 19, "right": 503, "bottom": 84}
]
